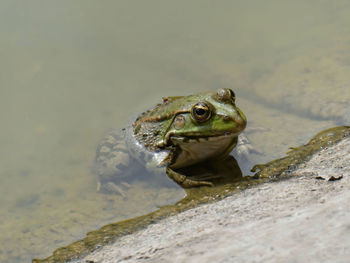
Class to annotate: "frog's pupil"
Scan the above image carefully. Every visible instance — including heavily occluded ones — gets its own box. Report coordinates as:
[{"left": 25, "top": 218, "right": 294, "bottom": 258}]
[{"left": 196, "top": 108, "right": 206, "bottom": 115}]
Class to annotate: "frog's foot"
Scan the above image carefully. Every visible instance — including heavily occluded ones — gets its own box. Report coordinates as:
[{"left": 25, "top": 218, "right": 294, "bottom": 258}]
[
  {"left": 236, "top": 133, "right": 260, "bottom": 156},
  {"left": 166, "top": 167, "right": 214, "bottom": 188},
  {"left": 97, "top": 181, "right": 130, "bottom": 198}
]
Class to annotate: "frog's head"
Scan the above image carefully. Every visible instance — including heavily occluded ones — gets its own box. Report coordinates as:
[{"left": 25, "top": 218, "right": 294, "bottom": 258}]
[
  {"left": 133, "top": 88, "right": 246, "bottom": 163},
  {"left": 161, "top": 87, "right": 246, "bottom": 139},
  {"left": 147, "top": 88, "right": 247, "bottom": 166}
]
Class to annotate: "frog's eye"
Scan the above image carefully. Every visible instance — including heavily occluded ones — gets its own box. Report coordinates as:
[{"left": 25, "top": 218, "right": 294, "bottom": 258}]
[
  {"left": 191, "top": 102, "right": 211, "bottom": 123},
  {"left": 217, "top": 88, "right": 235, "bottom": 102}
]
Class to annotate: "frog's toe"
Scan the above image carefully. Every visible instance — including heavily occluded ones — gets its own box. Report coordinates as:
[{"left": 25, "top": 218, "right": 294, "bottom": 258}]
[
  {"left": 180, "top": 178, "right": 214, "bottom": 188},
  {"left": 166, "top": 168, "right": 214, "bottom": 188}
]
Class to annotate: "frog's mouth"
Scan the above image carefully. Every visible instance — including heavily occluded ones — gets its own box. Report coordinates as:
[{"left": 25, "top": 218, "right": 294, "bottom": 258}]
[{"left": 170, "top": 130, "right": 240, "bottom": 144}]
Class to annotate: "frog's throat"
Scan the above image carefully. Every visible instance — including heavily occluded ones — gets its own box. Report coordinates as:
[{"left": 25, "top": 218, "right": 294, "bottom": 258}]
[{"left": 168, "top": 133, "right": 238, "bottom": 169}]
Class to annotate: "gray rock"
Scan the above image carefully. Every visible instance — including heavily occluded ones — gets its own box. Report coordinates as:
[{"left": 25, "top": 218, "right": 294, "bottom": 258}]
[{"left": 80, "top": 138, "right": 350, "bottom": 263}]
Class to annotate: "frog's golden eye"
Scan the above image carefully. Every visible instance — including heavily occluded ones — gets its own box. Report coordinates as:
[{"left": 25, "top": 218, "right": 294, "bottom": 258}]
[{"left": 191, "top": 102, "right": 211, "bottom": 123}]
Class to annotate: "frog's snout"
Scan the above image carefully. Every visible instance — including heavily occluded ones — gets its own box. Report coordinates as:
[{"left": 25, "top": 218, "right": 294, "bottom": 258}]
[
  {"left": 233, "top": 107, "right": 247, "bottom": 131},
  {"left": 221, "top": 107, "right": 246, "bottom": 132}
]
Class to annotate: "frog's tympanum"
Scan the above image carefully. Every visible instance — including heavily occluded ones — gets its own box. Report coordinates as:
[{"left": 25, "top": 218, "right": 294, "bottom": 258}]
[{"left": 94, "top": 88, "right": 247, "bottom": 195}]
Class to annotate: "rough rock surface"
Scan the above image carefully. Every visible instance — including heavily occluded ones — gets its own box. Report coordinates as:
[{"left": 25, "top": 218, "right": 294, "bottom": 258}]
[{"left": 80, "top": 138, "right": 350, "bottom": 263}]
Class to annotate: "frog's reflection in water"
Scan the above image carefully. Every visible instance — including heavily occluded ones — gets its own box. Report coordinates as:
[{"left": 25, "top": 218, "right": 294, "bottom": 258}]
[
  {"left": 98, "top": 155, "right": 244, "bottom": 201},
  {"left": 175, "top": 155, "right": 243, "bottom": 187},
  {"left": 144, "top": 155, "right": 245, "bottom": 201}
]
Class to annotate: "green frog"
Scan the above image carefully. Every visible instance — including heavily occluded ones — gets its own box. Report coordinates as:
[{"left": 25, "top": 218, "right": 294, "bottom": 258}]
[{"left": 94, "top": 88, "right": 247, "bottom": 195}]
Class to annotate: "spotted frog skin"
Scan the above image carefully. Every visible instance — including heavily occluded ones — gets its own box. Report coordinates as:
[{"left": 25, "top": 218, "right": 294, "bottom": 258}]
[{"left": 94, "top": 88, "right": 247, "bottom": 195}]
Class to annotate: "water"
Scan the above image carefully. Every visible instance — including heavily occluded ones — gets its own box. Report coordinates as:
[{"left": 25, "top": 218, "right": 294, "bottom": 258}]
[{"left": 0, "top": 1, "right": 349, "bottom": 262}]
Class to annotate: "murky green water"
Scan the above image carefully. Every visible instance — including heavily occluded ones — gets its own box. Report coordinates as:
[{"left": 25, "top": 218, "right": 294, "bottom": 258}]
[{"left": 1, "top": 1, "right": 349, "bottom": 262}]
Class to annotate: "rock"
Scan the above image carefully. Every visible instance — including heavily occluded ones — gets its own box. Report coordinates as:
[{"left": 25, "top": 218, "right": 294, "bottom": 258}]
[{"left": 80, "top": 138, "right": 350, "bottom": 263}]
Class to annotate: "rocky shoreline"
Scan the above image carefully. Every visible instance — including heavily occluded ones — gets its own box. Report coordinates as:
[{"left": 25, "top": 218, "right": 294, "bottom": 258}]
[{"left": 79, "top": 137, "right": 350, "bottom": 263}]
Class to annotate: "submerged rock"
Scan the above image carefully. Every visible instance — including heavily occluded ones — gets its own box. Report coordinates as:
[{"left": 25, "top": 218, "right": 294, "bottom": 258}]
[{"left": 252, "top": 42, "right": 350, "bottom": 125}]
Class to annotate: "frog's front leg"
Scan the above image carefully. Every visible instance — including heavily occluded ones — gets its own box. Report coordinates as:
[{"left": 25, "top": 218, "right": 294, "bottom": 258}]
[
  {"left": 166, "top": 167, "right": 214, "bottom": 188},
  {"left": 236, "top": 133, "right": 259, "bottom": 156}
]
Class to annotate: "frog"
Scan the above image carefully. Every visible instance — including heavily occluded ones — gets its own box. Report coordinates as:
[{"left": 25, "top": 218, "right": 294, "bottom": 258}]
[{"left": 93, "top": 88, "right": 247, "bottom": 196}]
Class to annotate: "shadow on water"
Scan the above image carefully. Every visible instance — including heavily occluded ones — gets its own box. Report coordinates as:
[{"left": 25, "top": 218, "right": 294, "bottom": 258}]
[
  {"left": 33, "top": 126, "right": 350, "bottom": 263},
  {"left": 179, "top": 155, "right": 243, "bottom": 186}
]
